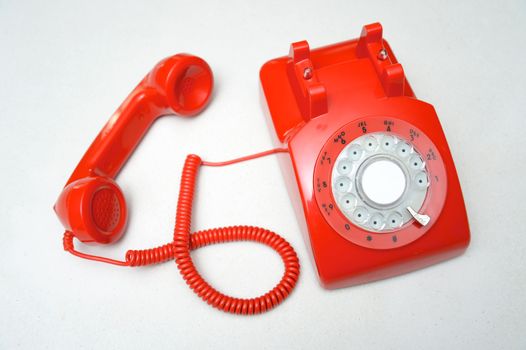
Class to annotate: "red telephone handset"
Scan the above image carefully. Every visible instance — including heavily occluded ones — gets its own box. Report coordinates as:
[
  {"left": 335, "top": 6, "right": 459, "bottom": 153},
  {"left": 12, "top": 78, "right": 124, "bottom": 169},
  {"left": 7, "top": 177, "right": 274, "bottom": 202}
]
[{"left": 54, "top": 54, "right": 213, "bottom": 244}]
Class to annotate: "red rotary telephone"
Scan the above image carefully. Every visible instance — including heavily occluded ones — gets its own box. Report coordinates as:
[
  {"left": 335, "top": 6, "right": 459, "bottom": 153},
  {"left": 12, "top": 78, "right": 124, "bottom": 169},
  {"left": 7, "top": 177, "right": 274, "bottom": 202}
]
[
  {"left": 260, "top": 22, "right": 470, "bottom": 288},
  {"left": 55, "top": 23, "right": 470, "bottom": 314}
]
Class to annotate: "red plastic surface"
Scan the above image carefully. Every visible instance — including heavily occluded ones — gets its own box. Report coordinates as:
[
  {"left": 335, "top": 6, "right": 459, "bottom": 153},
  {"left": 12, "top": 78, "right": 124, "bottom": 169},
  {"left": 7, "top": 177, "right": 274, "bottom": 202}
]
[
  {"left": 260, "top": 23, "right": 470, "bottom": 289},
  {"left": 54, "top": 54, "right": 214, "bottom": 244}
]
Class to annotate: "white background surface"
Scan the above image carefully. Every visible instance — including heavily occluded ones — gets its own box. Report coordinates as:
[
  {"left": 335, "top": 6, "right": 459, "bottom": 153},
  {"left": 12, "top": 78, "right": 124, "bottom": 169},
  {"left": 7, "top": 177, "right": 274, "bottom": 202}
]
[{"left": 1, "top": 0, "right": 525, "bottom": 349}]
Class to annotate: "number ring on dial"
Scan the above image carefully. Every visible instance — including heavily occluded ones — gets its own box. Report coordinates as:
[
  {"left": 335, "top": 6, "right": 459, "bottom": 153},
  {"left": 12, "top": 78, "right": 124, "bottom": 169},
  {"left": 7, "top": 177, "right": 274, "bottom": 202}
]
[{"left": 313, "top": 117, "right": 448, "bottom": 250}]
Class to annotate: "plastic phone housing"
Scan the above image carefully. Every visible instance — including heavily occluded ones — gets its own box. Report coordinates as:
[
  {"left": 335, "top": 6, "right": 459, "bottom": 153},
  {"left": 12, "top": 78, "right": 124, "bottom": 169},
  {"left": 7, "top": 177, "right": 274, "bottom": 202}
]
[{"left": 260, "top": 23, "right": 470, "bottom": 289}]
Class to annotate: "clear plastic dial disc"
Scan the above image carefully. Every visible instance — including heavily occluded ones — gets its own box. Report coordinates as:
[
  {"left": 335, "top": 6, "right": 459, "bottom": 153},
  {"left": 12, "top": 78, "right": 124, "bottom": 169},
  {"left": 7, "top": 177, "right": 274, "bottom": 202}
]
[
  {"left": 313, "top": 117, "right": 448, "bottom": 249},
  {"left": 331, "top": 132, "right": 428, "bottom": 232}
]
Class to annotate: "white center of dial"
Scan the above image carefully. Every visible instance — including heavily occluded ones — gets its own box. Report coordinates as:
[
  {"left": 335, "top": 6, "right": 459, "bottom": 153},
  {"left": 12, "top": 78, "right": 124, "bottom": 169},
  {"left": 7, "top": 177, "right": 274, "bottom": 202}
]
[
  {"left": 331, "top": 132, "right": 429, "bottom": 232},
  {"left": 361, "top": 159, "right": 406, "bottom": 205}
]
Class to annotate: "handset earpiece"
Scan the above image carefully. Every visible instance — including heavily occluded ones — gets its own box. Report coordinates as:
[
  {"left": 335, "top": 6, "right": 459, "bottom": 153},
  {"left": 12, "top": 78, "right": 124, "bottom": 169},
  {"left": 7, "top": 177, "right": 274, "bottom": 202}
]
[
  {"left": 54, "top": 54, "right": 213, "bottom": 244},
  {"left": 147, "top": 54, "right": 213, "bottom": 116}
]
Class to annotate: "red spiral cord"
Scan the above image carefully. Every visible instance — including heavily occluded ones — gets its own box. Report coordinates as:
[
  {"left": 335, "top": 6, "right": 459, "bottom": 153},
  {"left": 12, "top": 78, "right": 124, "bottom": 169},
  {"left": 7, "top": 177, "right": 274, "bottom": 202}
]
[{"left": 63, "top": 148, "right": 300, "bottom": 315}]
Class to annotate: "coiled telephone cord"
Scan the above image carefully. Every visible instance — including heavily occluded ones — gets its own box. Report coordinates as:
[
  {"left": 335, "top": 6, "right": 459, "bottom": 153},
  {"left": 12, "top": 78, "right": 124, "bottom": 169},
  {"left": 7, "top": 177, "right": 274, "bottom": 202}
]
[{"left": 63, "top": 148, "right": 300, "bottom": 315}]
